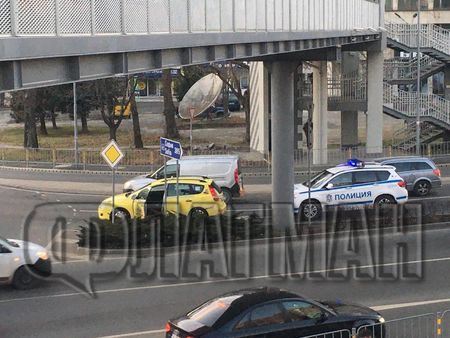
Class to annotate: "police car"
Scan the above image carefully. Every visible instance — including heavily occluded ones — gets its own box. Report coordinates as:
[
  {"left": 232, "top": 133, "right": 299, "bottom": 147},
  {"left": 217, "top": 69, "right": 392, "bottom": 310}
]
[{"left": 294, "top": 159, "right": 408, "bottom": 220}]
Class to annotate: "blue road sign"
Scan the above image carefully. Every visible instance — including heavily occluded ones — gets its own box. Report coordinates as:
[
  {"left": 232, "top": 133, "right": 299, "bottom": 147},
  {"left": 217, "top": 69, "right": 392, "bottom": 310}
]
[{"left": 160, "top": 137, "right": 183, "bottom": 160}]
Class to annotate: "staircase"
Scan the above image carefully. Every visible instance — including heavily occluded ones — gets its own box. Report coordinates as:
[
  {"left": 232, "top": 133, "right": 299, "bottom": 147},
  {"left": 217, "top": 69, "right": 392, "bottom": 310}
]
[
  {"left": 384, "top": 56, "right": 445, "bottom": 85},
  {"left": 386, "top": 22, "right": 450, "bottom": 63},
  {"left": 392, "top": 121, "right": 444, "bottom": 151}
]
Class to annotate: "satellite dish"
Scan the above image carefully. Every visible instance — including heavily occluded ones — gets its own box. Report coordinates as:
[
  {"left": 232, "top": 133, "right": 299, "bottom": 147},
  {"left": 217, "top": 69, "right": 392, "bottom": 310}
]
[{"left": 178, "top": 74, "right": 223, "bottom": 119}]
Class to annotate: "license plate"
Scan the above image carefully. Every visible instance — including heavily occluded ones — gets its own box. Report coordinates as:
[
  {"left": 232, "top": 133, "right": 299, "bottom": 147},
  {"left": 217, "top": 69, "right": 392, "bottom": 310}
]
[{"left": 171, "top": 331, "right": 181, "bottom": 338}]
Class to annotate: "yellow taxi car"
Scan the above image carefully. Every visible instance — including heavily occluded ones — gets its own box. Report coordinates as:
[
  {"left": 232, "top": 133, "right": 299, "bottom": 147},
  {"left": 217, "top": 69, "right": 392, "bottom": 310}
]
[{"left": 98, "top": 177, "right": 227, "bottom": 221}]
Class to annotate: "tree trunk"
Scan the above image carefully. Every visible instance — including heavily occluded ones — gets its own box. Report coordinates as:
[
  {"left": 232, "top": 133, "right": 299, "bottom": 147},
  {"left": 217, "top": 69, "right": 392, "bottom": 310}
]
[
  {"left": 131, "top": 96, "right": 144, "bottom": 149},
  {"left": 51, "top": 109, "right": 57, "bottom": 129},
  {"left": 244, "top": 90, "right": 250, "bottom": 143},
  {"left": 223, "top": 85, "right": 229, "bottom": 116},
  {"left": 109, "top": 125, "right": 117, "bottom": 141},
  {"left": 80, "top": 112, "right": 89, "bottom": 134},
  {"left": 39, "top": 111, "right": 48, "bottom": 135},
  {"left": 162, "top": 69, "right": 180, "bottom": 139},
  {"left": 24, "top": 90, "right": 39, "bottom": 148}
]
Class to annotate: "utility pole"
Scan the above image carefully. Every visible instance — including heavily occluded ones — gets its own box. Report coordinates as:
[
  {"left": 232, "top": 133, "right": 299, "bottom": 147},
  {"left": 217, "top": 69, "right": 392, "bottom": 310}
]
[{"left": 416, "top": 0, "right": 421, "bottom": 155}]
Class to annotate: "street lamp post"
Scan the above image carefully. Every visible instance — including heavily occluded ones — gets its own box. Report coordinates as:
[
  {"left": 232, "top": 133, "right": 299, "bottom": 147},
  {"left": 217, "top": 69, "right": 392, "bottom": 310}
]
[{"left": 416, "top": 0, "right": 421, "bottom": 155}]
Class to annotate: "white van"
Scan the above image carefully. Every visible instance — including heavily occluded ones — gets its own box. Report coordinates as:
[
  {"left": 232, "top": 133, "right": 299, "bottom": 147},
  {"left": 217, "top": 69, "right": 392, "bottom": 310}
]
[
  {"left": 123, "top": 155, "right": 241, "bottom": 203},
  {"left": 0, "top": 236, "right": 51, "bottom": 289}
]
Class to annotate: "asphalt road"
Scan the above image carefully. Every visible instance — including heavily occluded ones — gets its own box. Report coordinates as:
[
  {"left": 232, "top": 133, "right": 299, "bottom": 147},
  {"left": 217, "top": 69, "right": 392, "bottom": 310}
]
[{"left": 0, "top": 169, "right": 450, "bottom": 337}]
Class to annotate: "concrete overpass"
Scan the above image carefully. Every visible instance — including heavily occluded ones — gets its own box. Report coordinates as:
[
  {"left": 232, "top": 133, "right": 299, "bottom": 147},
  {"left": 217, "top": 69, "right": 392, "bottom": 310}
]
[
  {"left": 0, "top": 0, "right": 385, "bottom": 228},
  {"left": 0, "top": 0, "right": 383, "bottom": 92}
]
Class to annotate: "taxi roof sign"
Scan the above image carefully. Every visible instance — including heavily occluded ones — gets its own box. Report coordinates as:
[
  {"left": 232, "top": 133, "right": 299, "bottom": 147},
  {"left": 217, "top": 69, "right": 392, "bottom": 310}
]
[{"left": 101, "top": 140, "right": 124, "bottom": 168}]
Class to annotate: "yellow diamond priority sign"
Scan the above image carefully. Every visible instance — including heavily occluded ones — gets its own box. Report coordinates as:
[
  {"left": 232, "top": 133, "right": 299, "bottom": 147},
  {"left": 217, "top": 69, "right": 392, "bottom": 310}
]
[{"left": 101, "top": 140, "right": 124, "bottom": 168}]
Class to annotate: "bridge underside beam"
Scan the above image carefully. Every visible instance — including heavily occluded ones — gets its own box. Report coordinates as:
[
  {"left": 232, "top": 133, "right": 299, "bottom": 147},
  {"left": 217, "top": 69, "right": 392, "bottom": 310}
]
[{"left": 0, "top": 33, "right": 381, "bottom": 93}]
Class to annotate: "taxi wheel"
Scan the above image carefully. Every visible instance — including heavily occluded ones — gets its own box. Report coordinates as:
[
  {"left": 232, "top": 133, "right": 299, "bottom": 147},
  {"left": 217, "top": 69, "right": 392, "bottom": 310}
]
[
  {"left": 189, "top": 208, "right": 208, "bottom": 223},
  {"left": 113, "top": 209, "right": 130, "bottom": 223},
  {"left": 12, "top": 266, "right": 39, "bottom": 290},
  {"left": 300, "top": 200, "right": 322, "bottom": 221},
  {"left": 414, "top": 180, "right": 431, "bottom": 197}
]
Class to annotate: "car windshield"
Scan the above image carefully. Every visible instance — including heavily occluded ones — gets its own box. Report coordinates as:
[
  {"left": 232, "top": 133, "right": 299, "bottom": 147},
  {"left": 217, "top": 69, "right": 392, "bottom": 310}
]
[
  {"left": 303, "top": 170, "right": 333, "bottom": 189},
  {"left": 187, "top": 295, "right": 241, "bottom": 327}
]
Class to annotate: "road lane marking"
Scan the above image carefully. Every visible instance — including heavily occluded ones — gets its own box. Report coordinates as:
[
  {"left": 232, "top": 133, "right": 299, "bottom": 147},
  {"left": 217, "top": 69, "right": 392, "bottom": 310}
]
[
  {"left": 97, "top": 329, "right": 165, "bottom": 338},
  {"left": 373, "top": 298, "right": 450, "bottom": 311},
  {"left": 1, "top": 255, "right": 450, "bottom": 304}
]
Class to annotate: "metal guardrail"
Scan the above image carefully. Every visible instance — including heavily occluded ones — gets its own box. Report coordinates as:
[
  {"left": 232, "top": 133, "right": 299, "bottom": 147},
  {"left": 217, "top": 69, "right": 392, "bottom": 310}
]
[
  {"left": 0, "top": 0, "right": 380, "bottom": 38},
  {"left": 297, "top": 309, "right": 450, "bottom": 338},
  {"left": 2, "top": 141, "right": 450, "bottom": 171}
]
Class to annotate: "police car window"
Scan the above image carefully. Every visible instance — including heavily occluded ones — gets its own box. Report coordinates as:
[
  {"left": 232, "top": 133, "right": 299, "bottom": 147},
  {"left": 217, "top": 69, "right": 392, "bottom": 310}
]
[
  {"left": 391, "top": 162, "right": 411, "bottom": 172},
  {"left": 329, "top": 173, "right": 352, "bottom": 187},
  {"left": 305, "top": 170, "right": 333, "bottom": 188},
  {"left": 244, "top": 303, "right": 286, "bottom": 328},
  {"left": 282, "top": 301, "right": 323, "bottom": 322},
  {"left": 0, "top": 243, "right": 11, "bottom": 254},
  {"left": 376, "top": 171, "right": 391, "bottom": 181},
  {"left": 353, "top": 171, "right": 378, "bottom": 184},
  {"left": 412, "top": 162, "right": 432, "bottom": 170}
]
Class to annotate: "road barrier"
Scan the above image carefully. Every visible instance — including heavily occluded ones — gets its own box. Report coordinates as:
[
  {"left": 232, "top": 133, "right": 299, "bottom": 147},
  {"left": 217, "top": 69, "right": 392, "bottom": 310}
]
[
  {"left": 296, "top": 310, "right": 450, "bottom": 338},
  {"left": 2, "top": 142, "right": 450, "bottom": 172}
]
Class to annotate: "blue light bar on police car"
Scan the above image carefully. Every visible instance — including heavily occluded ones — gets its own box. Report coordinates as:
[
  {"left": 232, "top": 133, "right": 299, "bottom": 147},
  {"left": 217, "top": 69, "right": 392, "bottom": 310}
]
[{"left": 346, "top": 159, "right": 365, "bottom": 168}]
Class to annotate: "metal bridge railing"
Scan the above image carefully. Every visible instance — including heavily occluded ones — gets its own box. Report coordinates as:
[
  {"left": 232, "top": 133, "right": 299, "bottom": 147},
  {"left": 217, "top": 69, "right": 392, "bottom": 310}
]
[
  {"left": 384, "top": 56, "right": 443, "bottom": 82},
  {"left": 0, "top": 0, "right": 380, "bottom": 37},
  {"left": 383, "top": 83, "right": 450, "bottom": 126},
  {"left": 387, "top": 22, "right": 450, "bottom": 57}
]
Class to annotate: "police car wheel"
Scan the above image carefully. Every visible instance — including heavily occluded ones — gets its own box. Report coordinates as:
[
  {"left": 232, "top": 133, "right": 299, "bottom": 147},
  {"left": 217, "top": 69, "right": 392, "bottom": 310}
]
[
  {"left": 12, "top": 266, "right": 39, "bottom": 290},
  {"left": 301, "top": 201, "right": 322, "bottom": 221},
  {"left": 414, "top": 181, "right": 431, "bottom": 197},
  {"left": 375, "top": 195, "right": 395, "bottom": 206},
  {"left": 357, "top": 328, "right": 374, "bottom": 338}
]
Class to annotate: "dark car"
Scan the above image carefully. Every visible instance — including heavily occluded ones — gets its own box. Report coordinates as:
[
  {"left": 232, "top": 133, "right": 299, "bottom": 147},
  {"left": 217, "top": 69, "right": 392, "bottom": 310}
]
[
  {"left": 165, "top": 287, "right": 385, "bottom": 338},
  {"left": 216, "top": 94, "right": 242, "bottom": 112}
]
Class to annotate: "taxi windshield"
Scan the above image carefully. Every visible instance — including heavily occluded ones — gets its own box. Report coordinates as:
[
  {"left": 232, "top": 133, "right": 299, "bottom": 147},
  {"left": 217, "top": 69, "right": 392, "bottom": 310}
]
[{"left": 304, "top": 170, "right": 333, "bottom": 189}]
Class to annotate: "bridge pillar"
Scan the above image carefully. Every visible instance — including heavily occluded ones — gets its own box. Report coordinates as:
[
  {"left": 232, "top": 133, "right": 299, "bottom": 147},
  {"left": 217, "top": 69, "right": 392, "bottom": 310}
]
[
  {"left": 367, "top": 50, "right": 384, "bottom": 154},
  {"left": 444, "top": 66, "right": 450, "bottom": 101},
  {"left": 341, "top": 52, "right": 360, "bottom": 149},
  {"left": 341, "top": 111, "right": 359, "bottom": 148},
  {"left": 269, "top": 61, "right": 297, "bottom": 230},
  {"left": 313, "top": 61, "right": 328, "bottom": 165},
  {"left": 249, "top": 62, "right": 270, "bottom": 154}
]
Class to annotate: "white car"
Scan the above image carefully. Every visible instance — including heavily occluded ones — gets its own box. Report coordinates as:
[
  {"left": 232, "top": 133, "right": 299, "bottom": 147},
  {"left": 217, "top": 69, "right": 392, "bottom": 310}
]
[
  {"left": 0, "top": 236, "right": 51, "bottom": 289},
  {"left": 294, "top": 160, "right": 408, "bottom": 220}
]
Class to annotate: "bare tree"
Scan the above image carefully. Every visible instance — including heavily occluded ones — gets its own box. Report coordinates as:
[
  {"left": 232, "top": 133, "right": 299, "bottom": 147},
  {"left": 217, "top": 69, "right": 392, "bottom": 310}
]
[
  {"left": 209, "top": 62, "right": 250, "bottom": 143},
  {"left": 95, "top": 77, "right": 137, "bottom": 141},
  {"left": 162, "top": 69, "right": 180, "bottom": 139},
  {"left": 130, "top": 94, "right": 144, "bottom": 148},
  {"left": 23, "top": 90, "right": 39, "bottom": 149}
]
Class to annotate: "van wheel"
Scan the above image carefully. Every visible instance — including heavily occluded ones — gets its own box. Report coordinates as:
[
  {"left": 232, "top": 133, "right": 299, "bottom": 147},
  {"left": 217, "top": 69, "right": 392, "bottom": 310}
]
[
  {"left": 301, "top": 200, "right": 322, "bottom": 221},
  {"left": 221, "top": 188, "right": 233, "bottom": 204},
  {"left": 12, "top": 266, "right": 38, "bottom": 290},
  {"left": 414, "top": 180, "right": 431, "bottom": 197}
]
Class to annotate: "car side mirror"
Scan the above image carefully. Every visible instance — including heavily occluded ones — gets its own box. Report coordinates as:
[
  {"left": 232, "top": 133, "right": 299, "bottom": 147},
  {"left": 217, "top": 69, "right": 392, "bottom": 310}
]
[
  {"left": 326, "top": 183, "right": 334, "bottom": 190},
  {"left": 316, "top": 312, "right": 328, "bottom": 324}
]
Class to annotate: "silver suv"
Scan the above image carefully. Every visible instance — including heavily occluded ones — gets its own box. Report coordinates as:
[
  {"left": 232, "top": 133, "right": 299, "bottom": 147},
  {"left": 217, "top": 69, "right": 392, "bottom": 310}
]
[{"left": 374, "top": 157, "right": 441, "bottom": 196}]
